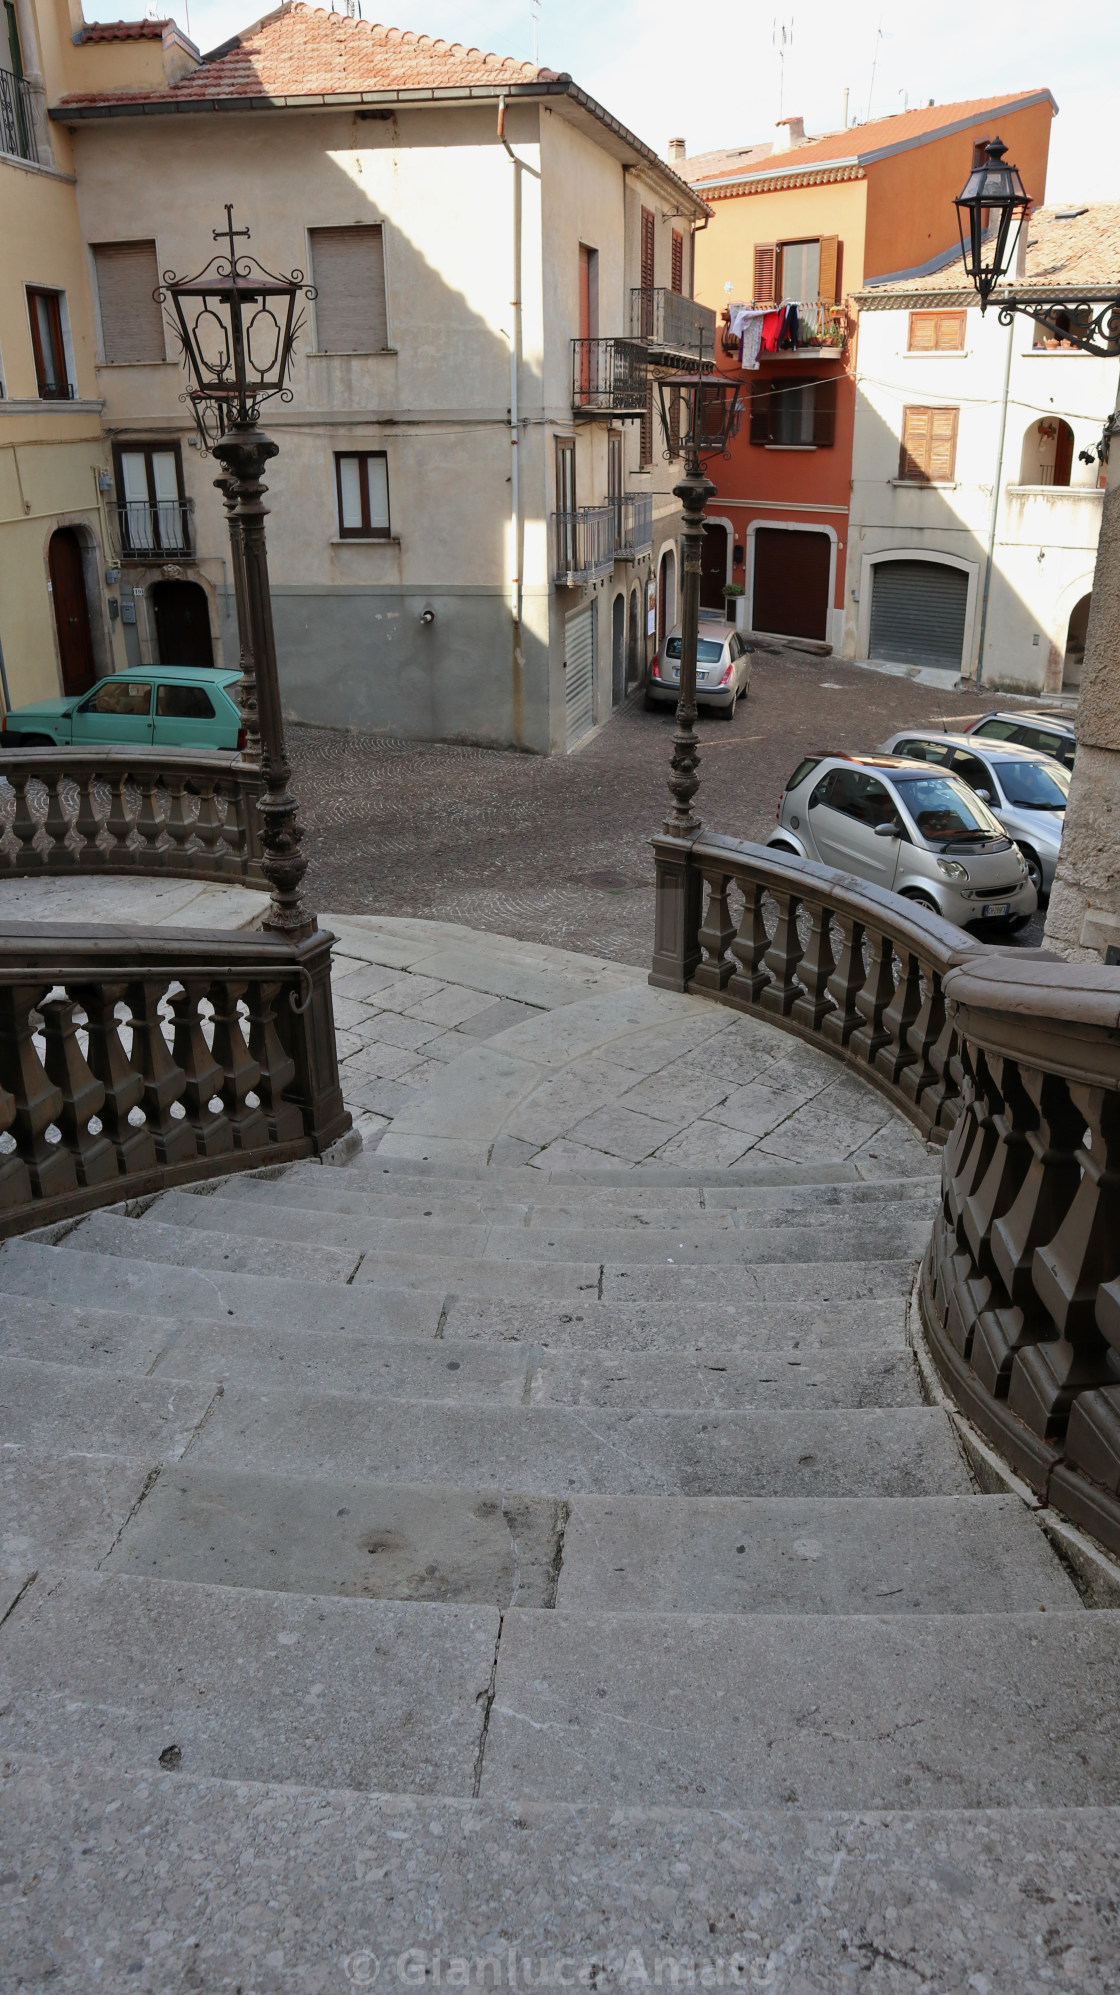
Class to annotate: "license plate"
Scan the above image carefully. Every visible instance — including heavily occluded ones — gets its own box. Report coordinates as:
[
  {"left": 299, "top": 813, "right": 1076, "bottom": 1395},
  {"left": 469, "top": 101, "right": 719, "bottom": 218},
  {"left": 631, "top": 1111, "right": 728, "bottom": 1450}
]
[{"left": 982, "top": 902, "right": 1010, "bottom": 918}]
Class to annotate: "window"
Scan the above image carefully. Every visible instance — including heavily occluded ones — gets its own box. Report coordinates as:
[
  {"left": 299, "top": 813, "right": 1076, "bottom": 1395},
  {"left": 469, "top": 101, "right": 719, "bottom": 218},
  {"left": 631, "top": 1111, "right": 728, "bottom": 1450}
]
[
  {"left": 156, "top": 682, "right": 215, "bottom": 720},
  {"left": 997, "top": 760, "right": 1068, "bottom": 809},
  {"left": 335, "top": 452, "right": 391, "bottom": 539},
  {"left": 641, "top": 207, "right": 655, "bottom": 293},
  {"left": 948, "top": 747, "right": 995, "bottom": 795},
  {"left": 27, "top": 288, "right": 71, "bottom": 399},
  {"left": 908, "top": 310, "right": 966, "bottom": 353},
  {"left": 671, "top": 230, "right": 683, "bottom": 296},
  {"left": 891, "top": 772, "right": 999, "bottom": 840},
  {"left": 116, "top": 444, "right": 187, "bottom": 555},
  {"left": 92, "top": 242, "right": 164, "bottom": 364},
  {"left": 310, "top": 226, "right": 388, "bottom": 353},
  {"left": 823, "top": 768, "right": 898, "bottom": 827},
  {"left": 752, "top": 237, "right": 840, "bottom": 305},
  {"left": 665, "top": 636, "right": 724, "bottom": 663},
  {"left": 607, "top": 431, "right": 622, "bottom": 500},
  {"left": 780, "top": 240, "right": 820, "bottom": 303},
  {"left": 749, "top": 376, "right": 836, "bottom": 447},
  {"left": 579, "top": 244, "right": 599, "bottom": 341},
  {"left": 898, "top": 406, "right": 959, "bottom": 482},
  {"left": 895, "top": 738, "right": 951, "bottom": 765},
  {"left": 80, "top": 680, "right": 152, "bottom": 717},
  {"left": 555, "top": 437, "right": 576, "bottom": 573}
]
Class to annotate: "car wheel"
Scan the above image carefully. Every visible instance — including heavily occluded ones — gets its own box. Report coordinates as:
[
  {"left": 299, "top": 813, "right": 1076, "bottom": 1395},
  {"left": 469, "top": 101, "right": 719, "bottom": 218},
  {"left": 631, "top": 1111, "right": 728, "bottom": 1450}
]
[
  {"left": 719, "top": 689, "right": 737, "bottom": 721},
  {"left": 901, "top": 890, "right": 940, "bottom": 915},
  {"left": 769, "top": 840, "right": 800, "bottom": 856},
  {"left": 6, "top": 732, "right": 54, "bottom": 747},
  {"left": 1018, "top": 846, "right": 1045, "bottom": 901}
]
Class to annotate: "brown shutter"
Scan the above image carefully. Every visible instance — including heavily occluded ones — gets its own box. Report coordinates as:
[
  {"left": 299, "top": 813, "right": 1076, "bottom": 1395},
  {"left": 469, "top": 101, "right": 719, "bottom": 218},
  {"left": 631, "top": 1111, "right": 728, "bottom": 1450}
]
[
  {"left": 310, "top": 225, "right": 388, "bottom": 352},
  {"left": 641, "top": 207, "right": 656, "bottom": 292},
  {"left": 908, "top": 312, "right": 937, "bottom": 352},
  {"left": 899, "top": 406, "right": 931, "bottom": 479},
  {"left": 640, "top": 384, "right": 653, "bottom": 467},
  {"left": 936, "top": 311, "right": 966, "bottom": 350},
  {"left": 812, "top": 376, "right": 837, "bottom": 448},
  {"left": 92, "top": 241, "right": 164, "bottom": 364},
  {"left": 928, "top": 407, "right": 959, "bottom": 480},
  {"left": 753, "top": 244, "right": 776, "bottom": 303},
  {"left": 749, "top": 382, "right": 772, "bottom": 444},
  {"left": 817, "top": 235, "right": 840, "bottom": 304},
  {"left": 671, "top": 230, "right": 683, "bottom": 294}
]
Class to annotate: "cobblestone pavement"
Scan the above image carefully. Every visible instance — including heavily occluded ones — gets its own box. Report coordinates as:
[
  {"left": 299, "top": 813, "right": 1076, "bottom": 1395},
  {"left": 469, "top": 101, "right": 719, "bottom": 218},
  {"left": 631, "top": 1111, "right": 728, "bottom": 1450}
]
[{"left": 290, "top": 648, "right": 1045, "bottom": 965}]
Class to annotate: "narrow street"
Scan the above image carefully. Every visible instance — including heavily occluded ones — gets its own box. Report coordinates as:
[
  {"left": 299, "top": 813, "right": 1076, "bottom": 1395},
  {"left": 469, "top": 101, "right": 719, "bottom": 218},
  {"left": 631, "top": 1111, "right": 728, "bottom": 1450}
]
[{"left": 292, "top": 647, "right": 1045, "bottom": 960}]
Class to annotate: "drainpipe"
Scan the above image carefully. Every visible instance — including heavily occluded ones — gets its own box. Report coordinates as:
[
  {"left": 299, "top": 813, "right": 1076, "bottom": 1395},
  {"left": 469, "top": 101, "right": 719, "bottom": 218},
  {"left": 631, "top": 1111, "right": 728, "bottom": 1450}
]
[{"left": 498, "top": 95, "right": 525, "bottom": 737}]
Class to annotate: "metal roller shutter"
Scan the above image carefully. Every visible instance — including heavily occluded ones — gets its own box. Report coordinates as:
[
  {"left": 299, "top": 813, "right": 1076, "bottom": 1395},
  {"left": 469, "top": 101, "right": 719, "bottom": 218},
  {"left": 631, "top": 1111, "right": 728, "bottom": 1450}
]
[
  {"left": 564, "top": 603, "right": 596, "bottom": 749},
  {"left": 869, "top": 560, "right": 968, "bottom": 672}
]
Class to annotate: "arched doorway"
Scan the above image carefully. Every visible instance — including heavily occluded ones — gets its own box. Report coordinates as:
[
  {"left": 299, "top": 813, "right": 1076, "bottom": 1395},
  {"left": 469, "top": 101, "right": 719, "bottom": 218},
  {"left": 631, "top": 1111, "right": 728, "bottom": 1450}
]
[
  {"left": 700, "top": 521, "right": 729, "bottom": 612},
  {"left": 48, "top": 528, "right": 97, "bottom": 696},
  {"left": 658, "top": 548, "right": 676, "bottom": 643},
  {"left": 1020, "top": 418, "right": 1074, "bottom": 488},
  {"left": 627, "top": 585, "right": 641, "bottom": 689},
  {"left": 1063, "top": 594, "right": 1091, "bottom": 689},
  {"left": 152, "top": 579, "right": 214, "bottom": 668},
  {"left": 611, "top": 593, "right": 625, "bottom": 707}
]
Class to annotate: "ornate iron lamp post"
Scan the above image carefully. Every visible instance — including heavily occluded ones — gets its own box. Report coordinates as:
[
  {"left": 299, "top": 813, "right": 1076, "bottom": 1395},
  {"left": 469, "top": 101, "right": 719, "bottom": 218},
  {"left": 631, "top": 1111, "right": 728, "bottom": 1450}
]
[
  {"left": 653, "top": 359, "right": 745, "bottom": 837},
  {"left": 159, "top": 207, "right": 316, "bottom": 937}
]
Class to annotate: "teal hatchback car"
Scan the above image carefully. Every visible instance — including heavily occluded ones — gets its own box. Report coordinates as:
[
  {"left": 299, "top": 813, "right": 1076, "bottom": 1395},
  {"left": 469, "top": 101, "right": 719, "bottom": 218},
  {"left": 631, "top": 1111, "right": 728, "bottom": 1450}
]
[{"left": 1, "top": 667, "right": 244, "bottom": 754}]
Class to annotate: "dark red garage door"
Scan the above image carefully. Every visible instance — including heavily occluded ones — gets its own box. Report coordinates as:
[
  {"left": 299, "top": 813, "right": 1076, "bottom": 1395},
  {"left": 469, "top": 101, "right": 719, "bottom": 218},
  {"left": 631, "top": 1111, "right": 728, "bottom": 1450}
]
[{"left": 752, "top": 528, "right": 831, "bottom": 641}]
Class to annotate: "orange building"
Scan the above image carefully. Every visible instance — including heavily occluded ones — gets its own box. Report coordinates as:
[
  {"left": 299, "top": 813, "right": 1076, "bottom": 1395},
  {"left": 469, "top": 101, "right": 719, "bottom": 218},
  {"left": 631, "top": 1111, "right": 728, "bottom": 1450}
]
[{"left": 681, "top": 93, "right": 1055, "bottom": 649}]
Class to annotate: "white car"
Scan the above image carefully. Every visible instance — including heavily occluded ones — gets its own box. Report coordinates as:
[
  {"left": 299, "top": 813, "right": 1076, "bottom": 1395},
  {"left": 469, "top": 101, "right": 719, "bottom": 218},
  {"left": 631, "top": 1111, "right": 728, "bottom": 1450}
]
[
  {"left": 878, "top": 728, "right": 1068, "bottom": 901},
  {"left": 646, "top": 613, "right": 752, "bottom": 719}
]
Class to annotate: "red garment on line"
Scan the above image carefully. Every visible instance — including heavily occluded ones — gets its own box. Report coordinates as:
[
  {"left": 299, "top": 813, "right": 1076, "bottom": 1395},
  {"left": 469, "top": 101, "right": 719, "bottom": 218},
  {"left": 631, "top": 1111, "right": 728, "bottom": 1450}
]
[{"left": 760, "top": 308, "right": 784, "bottom": 354}]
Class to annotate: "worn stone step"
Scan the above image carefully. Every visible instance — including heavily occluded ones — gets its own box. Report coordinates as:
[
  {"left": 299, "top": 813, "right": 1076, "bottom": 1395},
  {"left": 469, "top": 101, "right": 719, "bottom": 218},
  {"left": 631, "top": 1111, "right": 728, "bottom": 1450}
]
[
  {"left": 0, "top": 1355, "right": 216, "bottom": 1464},
  {"left": 152, "top": 1189, "right": 932, "bottom": 1268},
  {"left": 106, "top": 1464, "right": 565, "bottom": 1609},
  {"left": 0, "top": 1570, "right": 496, "bottom": 1796},
  {"left": 347, "top": 1154, "right": 939, "bottom": 1188},
  {"left": 2, "top": 1448, "right": 155, "bottom": 1575},
  {"left": 439, "top": 1292, "right": 911, "bottom": 1353},
  {"left": 482, "top": 1605, "right": 1120, "bottom": 1810},
  {"left": 191, "top": 1388, "right": 972, "bottom": 1499},
  {"left": 555, "top": 1493, "right": 1078, "bottom": 1616},
  {"left": 66, "top": 1211, "right": 362, "bottom": 1284},
  {"left": 4, "top": 1756, "right": 1119, "bottom": 1994}
]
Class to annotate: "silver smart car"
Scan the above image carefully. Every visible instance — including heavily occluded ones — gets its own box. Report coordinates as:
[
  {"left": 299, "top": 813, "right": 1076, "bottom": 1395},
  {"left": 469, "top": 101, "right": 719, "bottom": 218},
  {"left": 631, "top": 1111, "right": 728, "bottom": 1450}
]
[
  {"left": 769, "top": 752, "right": 1037, "bottom": 930},
  {"left": 646, "top": 612, "right": 752, "bottom": 718},
  {"left": 878, "top": 729, "right": 1068, "bottom": 901}
]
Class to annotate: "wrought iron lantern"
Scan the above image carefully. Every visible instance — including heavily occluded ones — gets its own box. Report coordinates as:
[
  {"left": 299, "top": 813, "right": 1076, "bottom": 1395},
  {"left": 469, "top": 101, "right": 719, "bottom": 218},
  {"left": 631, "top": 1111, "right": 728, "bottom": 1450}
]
[
  {"left": 953, "top": 136, "right": 1030, "bottom": 310},
  {"left": 656, "top": 368, "right": 744, "bottom": 463},
  {"left": 158, "top": 205, "right": 314, "bottom": 446}
]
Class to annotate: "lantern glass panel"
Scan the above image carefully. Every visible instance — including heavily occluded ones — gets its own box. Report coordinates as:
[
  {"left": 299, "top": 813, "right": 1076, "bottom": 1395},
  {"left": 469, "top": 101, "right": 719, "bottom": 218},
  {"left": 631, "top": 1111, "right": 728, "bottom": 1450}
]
[{"left": 247, "top": 305, "right": 281, "bottom": 376}]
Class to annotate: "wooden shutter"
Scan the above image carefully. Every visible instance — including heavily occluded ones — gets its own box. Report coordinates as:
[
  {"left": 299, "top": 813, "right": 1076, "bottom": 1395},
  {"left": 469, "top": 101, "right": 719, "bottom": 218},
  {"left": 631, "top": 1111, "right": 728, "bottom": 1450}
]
[
  {"left": 749, "top": 382, "right": 772, "bottom": 444},
  {"left": 753, "top": 244, "right": 776, "bottom": 304},
  {"left": 899, "top": 406, "right": 932, "bottom": 479},
  {"left": 817, "top": 235, "right": 840, "bottom": 304},
  {"left": 671, "top": 230, "right": 683, "bottom": 295},
  {"left": 928, "top": 407, "right": 959, "bottom": 480},
  {"left": 812, "top": 376, "right": 837, "bottom": 448},
  {"left": 640, "top": 384, "right": 653, "bottom": 467},
  {"left": 641, "top": 207, "right": 655, "bottom": 292},
  {"left": 93, "top": 241, "right": 164, "bottom": 364},
  {"left": 310, "top": 225, "right": 388, "bottom": 352},
  {"left": 908, "top": 312, "right": 937, "bottom": 351},
  {"left": 909, "top": 310, "right": 966, "bottom": 351},
  {"left": 936, "top": 312, "right": 966, "bottom": 350}
]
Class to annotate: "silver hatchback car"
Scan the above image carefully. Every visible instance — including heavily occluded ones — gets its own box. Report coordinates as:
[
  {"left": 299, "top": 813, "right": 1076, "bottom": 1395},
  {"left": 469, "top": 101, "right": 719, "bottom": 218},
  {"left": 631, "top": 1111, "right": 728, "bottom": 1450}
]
[
  {"left": 769, "top": 752, "right": 1037, "bottom": 930},
  {"left": 646, "top": 613, "right": 752, "bottom": 718},
  {"left": 878, "top": 729, "right": 1068, "bottom": 901}
]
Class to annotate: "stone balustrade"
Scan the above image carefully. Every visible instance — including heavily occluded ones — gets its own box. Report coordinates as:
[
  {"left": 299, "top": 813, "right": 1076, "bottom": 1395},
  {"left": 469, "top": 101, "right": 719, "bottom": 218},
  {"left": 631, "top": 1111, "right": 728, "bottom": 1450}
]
[
  {"left": 0, "top": 747, "right": 266, "bottom": 886},
  {"left": 0, "top": 922, "right": 350, "bottom": 1238},
  {"left": 651, "top": 827, "right": 1120, "bottom": 1557}
]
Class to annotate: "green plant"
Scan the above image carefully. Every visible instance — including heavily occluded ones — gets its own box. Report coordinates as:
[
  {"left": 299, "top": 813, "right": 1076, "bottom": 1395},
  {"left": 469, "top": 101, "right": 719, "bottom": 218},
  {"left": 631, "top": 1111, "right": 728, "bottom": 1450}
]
[{"left": 722, "top": 581, "right": 745, "bottom": 597}]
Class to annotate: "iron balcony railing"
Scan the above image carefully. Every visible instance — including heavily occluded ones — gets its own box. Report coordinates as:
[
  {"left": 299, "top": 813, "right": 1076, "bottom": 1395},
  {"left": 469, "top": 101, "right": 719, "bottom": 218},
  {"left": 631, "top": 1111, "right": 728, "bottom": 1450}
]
[
  {"left": 571, "top": 337, "right": 648, "bottom": 417},
  {"left": 630, "top": 287, "right": 717, "bottom": 364},
  {"left": 117, "top": 497, "right": 194, "bottom": 560},
  {"left": 0, "top": 68, "right": 39, "bottom": 164},
  {"left": 614, "top": 491, "right": 653, "bottom": 559},
  {"left": 554, "top": 505, "right": 617, "bottom": 587}
]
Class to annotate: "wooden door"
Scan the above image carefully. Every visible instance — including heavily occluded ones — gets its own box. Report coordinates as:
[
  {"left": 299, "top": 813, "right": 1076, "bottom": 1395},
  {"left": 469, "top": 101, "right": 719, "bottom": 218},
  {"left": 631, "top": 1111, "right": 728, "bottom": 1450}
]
[
  {"left": 751, "top": 528, "right": 831, "bottom": 640},
  {"left": 700, "top": 522, "right": 729, "bottom": 611},
  {"left": 152, "top": 580, "right": 215, "bottom": 668},
  {"left": 48, "top": 528, "right": 96, "bottom": 696}
]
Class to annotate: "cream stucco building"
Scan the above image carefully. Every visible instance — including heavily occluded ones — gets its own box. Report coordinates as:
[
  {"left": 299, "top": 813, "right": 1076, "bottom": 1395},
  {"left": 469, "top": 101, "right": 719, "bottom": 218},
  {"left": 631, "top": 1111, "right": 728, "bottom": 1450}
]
[
  {"left": 40, "top": 1, "right": 711, "bottom": 753},
  {"left": 844, "top": 206, "right": 1120, "bottom": 692}
]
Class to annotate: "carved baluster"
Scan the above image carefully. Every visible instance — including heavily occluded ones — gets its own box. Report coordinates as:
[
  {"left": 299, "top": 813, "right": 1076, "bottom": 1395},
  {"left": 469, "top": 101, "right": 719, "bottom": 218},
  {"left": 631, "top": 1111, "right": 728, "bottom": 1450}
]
[
  {"left": 0, "top": 983, "right": 76, "bottom": 1198},
  {"left": 0, "top": 1078, "right": 32, "bottom": 1210},
  {"left": 7, "top": 769, "right": 40, "bottom": 864},
  {"left": 217, "top": 780, "right": 243, "bottom": 870},
  {"left": 1009, "top": 1083, "right": 1120, "bottom": 1439},
  {"left": 246, "top": 978, "right": 305, "bottom": 1142},
  {"left": 38, "top": 995, "right": 118, "bottom": 1187},
  {"left": 133, "top": 770, "right": 166, "bottom": 866},
  {"left": 821, "top": 914, "right": 865, "bottom": 1048},
  {"left": 208, "top": 980, "right": 267, "bottom": 1150},
  {"left": 849, "top": 928, "right": 896, "bottom": 1066},
  {"left": 72, "top": 768, "right": 103, "bottom": 862},
  {"left": 74, "top": 984, "right": 157, "bottom": 1176},
  {"left": 790, "top": 900, "right": 837, "bottom": 1032},
  {"left": 162, "top": 772, "right": 196, "bottom": 864},
  {"left": 125, "top": 980, "right": 194, "bottom": 1165},
  {"left": 170, "top": 982, "right": 233, "bottom": 1158},
  {"left": 693, "top": 868, "right": 735, "bottom": 993},
  {"left": 759, "top": 890, "right": 803, "bottom": 1016},
  {"left": 876, "top": 947, "right": 923, "bottom": 1087},
  {"left": 104, "top": 771, "right": 133, "bottom": 859},
  {"left": 963, "top": 1057, "right": 1037, "bottom": 1272},
  {"left": 901, "top": 968, "right": 947, "bottom": 1115},
  {"left": 41, "top": 769, "right": 74, "bottom": 867},
  {"left": 191, "top": 778, "right": 226, "bottom": 870},
  {"left": 976, "top": 1071, "right": 1083, "bottom": 1397},
  {"left": 727, "top": 879, "right": 770, "bottom": 1006},
  {"left": 946, "top": 1047, "right": 1003, "bottom": 1240}
]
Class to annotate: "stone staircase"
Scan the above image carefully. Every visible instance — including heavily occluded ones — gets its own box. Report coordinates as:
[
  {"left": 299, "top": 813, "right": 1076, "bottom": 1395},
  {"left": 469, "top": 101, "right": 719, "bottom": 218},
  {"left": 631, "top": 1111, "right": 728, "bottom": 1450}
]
[{"left": 5, "top": 1128, "right": 1120, "bottom": 1989}]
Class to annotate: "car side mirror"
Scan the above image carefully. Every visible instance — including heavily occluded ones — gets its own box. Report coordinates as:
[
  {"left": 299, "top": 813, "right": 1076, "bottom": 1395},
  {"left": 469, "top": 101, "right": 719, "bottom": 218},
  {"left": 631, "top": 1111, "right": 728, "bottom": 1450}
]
[
  {"left": 976, "top": 789, "right": 993, "bottom": 805},
  {"left": 873, "top": 820, "right": 899, "bottom": 839}
]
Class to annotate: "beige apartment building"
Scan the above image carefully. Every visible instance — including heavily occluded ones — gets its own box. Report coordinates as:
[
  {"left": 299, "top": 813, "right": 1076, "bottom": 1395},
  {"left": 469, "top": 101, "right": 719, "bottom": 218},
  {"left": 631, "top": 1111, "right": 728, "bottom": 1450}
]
[{"left": 30, "top": 0, "right": 711, "bottom": 752}]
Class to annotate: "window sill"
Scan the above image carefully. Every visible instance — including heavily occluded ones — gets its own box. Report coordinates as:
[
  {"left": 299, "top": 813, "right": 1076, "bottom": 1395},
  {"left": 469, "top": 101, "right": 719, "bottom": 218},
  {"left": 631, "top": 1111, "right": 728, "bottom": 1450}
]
[
  {"left": 0, "top": 395, "right": 103, "bottom": 415},
  {"left": 891, "top": 478, "right": 958, "bottom": 489},
  {"left": 310, "top": 349, "right": 398, "bottom": 359},
  {"left": 330, "top": 535, "right": 400, "bottom": 546},
  {"left": 1004, "top": 483, "right": 1103, "bottom": 497},
  {"left": 96, "top": 359, "right": 175, "bottom": 370},
  {"left": 902, "top": 349, "right": 969, "bottom": 358},
  {"left": 762, "top": 444, "right": 817, "bottom": 452}
]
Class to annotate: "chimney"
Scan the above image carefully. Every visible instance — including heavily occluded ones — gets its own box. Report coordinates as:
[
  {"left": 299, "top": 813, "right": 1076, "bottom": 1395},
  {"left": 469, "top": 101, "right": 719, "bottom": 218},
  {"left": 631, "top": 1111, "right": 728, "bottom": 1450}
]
[
  {"left": 773, "top": 114, "right": 806, "bottom": 152},
  {"left": 667, "top": 137, "right": 686, "bottom": 165}
]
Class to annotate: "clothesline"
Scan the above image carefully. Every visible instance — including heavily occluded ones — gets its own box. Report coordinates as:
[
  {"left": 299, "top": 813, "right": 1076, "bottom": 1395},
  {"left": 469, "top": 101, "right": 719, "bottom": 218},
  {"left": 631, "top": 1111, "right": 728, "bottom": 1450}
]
[{"left": 727, "top": 298, "right": 835, "bottom": 367}]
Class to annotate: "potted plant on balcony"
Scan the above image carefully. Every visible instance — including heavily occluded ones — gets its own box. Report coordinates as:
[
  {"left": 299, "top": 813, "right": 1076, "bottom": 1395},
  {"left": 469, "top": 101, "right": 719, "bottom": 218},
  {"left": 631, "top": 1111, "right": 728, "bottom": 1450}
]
[{"left": 722, "top": 581, "right": 748, "bottom": 631}]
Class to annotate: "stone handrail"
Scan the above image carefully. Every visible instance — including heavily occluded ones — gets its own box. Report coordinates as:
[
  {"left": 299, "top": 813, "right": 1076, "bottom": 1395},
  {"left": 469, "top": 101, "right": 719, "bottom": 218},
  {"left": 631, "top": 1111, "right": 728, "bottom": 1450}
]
[
  {"left": 651, "top": 829, "right": 1120, "bottom": 1558},
  {"left": 0, "top": 921, "right": 351, "bottom": 1239},
  {"left": 0, "top": 747, "right": 266, "bottom": 887}
]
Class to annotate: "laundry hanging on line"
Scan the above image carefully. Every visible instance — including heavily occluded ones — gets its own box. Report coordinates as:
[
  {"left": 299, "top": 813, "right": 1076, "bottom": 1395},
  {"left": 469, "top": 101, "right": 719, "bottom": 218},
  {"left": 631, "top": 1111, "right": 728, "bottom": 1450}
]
[{"left": 728, "top": 303, "right": 766, "bottom": 369}]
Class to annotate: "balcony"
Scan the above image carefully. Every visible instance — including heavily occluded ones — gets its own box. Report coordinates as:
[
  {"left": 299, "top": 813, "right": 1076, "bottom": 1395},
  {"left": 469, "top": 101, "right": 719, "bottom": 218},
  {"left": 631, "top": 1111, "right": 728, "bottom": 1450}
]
[
  {"left": 631, "top": 288, "right": 717, "bottom": 366},
  {"left": 117, "top": 498, "right": 195, "bottom": 561},
  {"left": 0, "top": 68, "right": 39, "bottom": 164},
  {"left": 721, "top": 300, "right": 848, "bottom": 360},
  {"left": 614, "top": 491, "right": 653, "bottom": 560},
  {"left": 571, "top": 338, "right": 648, "bottom": 419},
  {"left": 554, "top": 505, "right": 617, "bottom": 587}
]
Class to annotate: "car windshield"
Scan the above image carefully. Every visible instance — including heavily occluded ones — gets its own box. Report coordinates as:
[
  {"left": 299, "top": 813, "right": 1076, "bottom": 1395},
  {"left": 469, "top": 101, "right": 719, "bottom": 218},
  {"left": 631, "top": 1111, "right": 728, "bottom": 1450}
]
[
  {"left": 665, "top": 638, "right": 724, "bottom": 663},
  {"left": 892, "top": 773, "right": 1005, "bottom": 842},
  {"left": 998, "top": 760, "right": 1068, "bottom": 809}
]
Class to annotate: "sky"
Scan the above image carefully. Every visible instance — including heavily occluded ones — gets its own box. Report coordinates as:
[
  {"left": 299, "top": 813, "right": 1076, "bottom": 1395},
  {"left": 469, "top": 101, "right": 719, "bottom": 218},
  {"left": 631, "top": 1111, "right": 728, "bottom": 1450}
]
[{"left": 120, "top": 0, "right": 1118, "bottom": 202}]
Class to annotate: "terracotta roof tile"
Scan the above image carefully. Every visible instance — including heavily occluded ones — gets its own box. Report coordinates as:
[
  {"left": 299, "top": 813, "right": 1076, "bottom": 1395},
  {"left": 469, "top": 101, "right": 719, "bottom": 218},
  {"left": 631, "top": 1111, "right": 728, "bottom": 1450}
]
[
  {"left": 685, "top": 92, "right": 1055, "bottom": 187},
  {"left": 62, "top": 2, "right": 560, "bottom": 105},
  {"left": 859, "top": 202, "right": 1120, "bottom": 299},
  {"left": 78, "top": 17, "right": 170, "bottom": 38}
]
